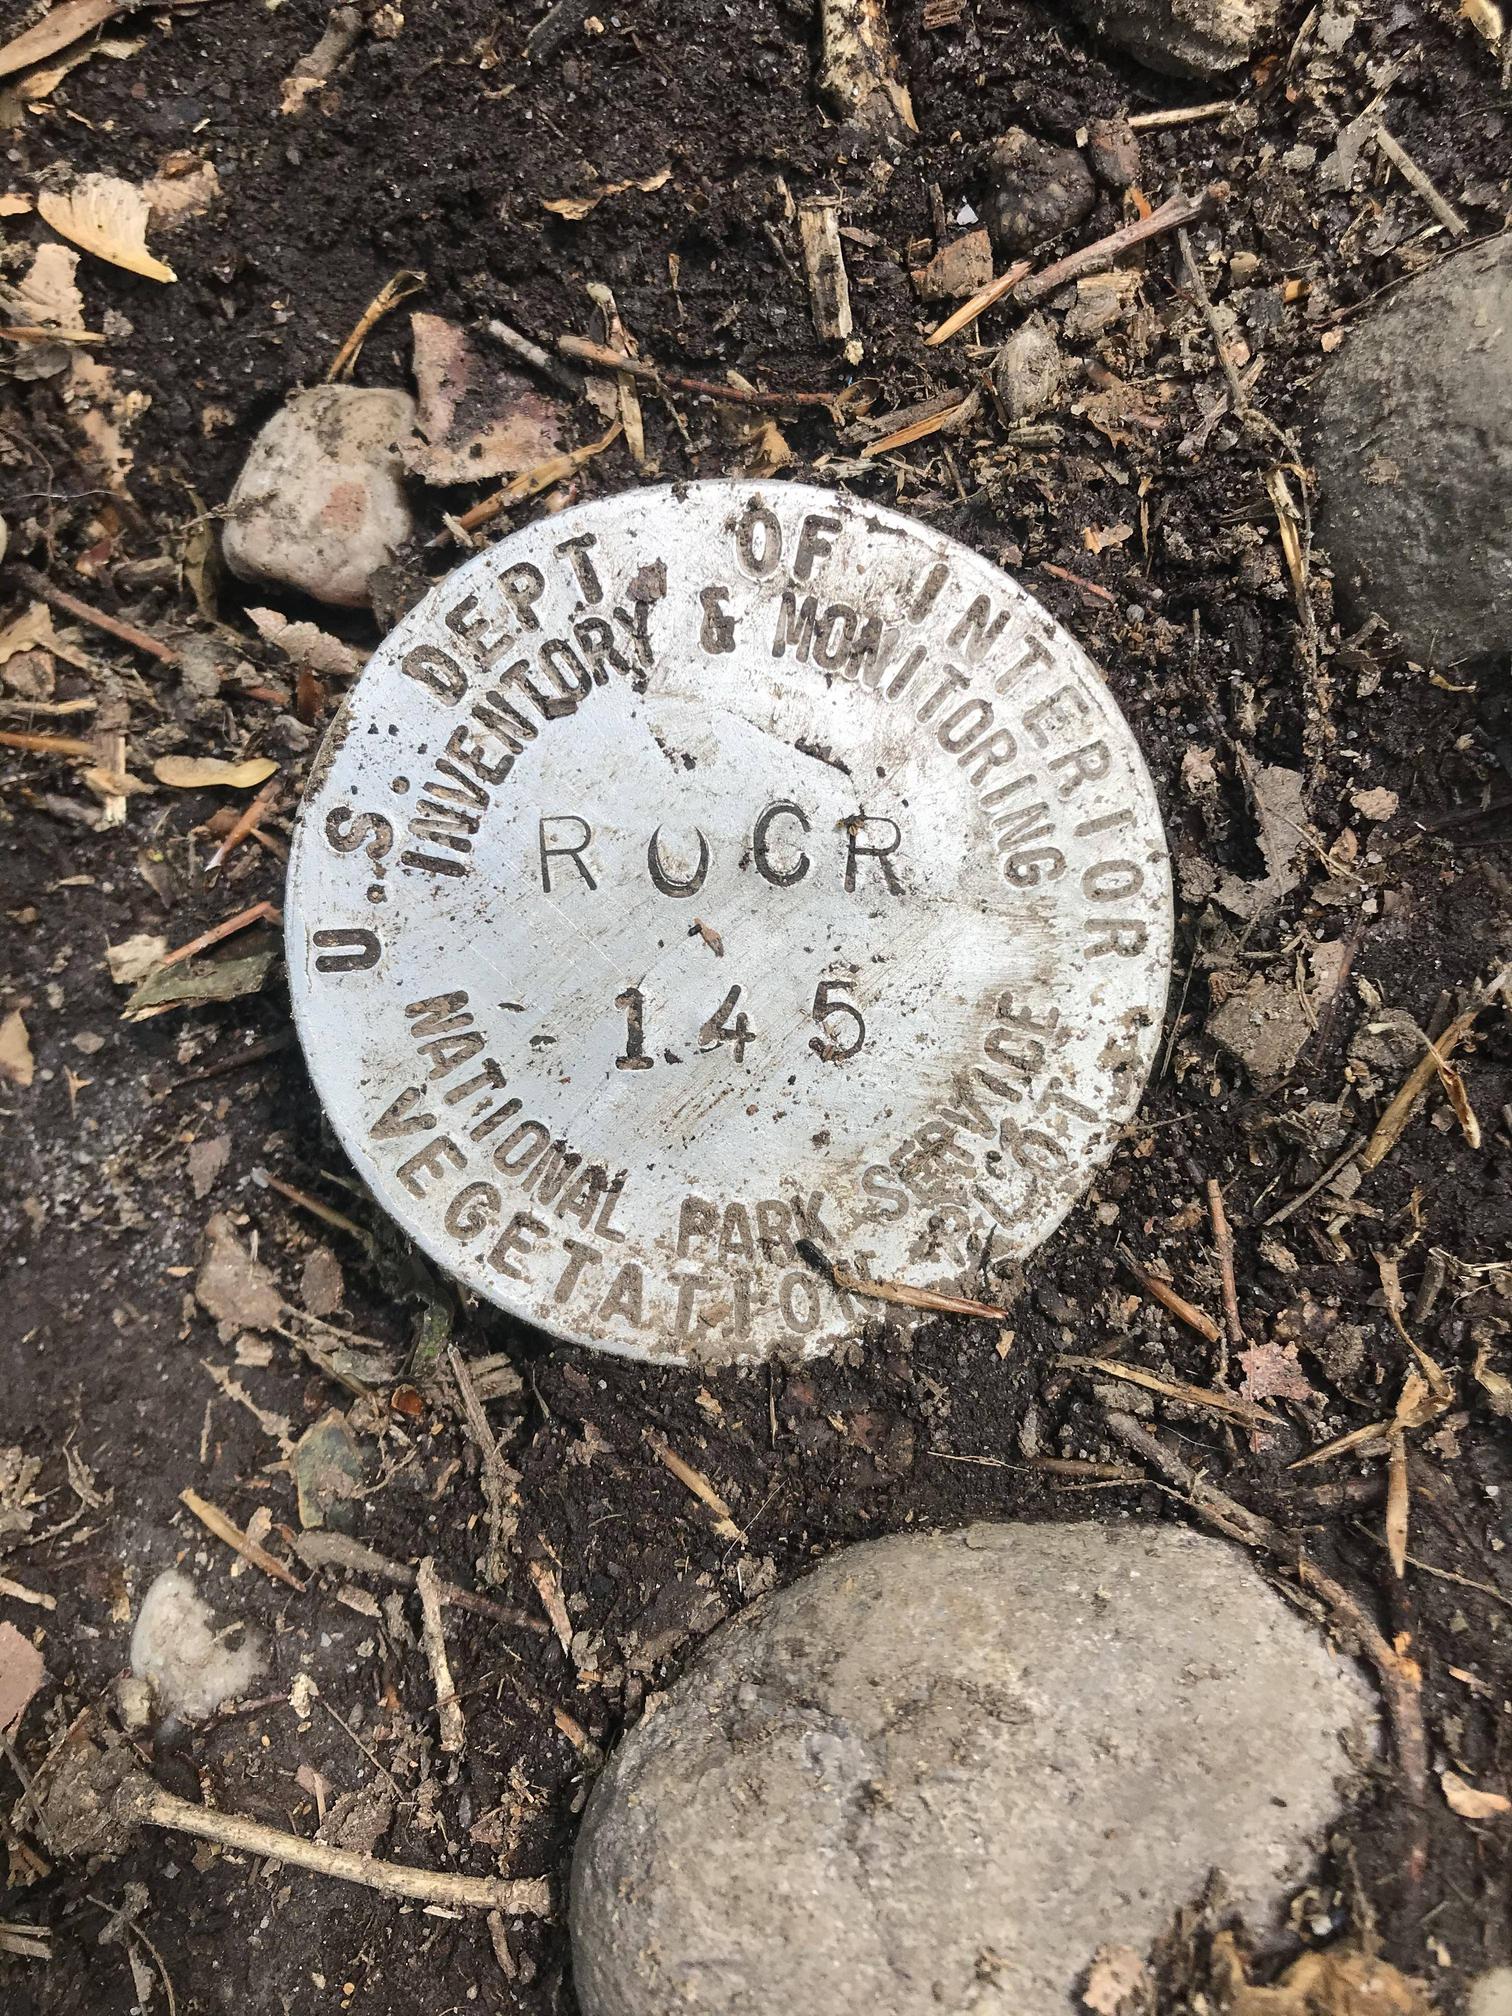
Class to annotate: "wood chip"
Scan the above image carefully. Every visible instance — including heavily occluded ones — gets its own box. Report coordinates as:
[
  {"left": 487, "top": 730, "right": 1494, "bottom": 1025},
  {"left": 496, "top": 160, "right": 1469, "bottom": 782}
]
[{"left": 798, "top": 198, "right": 853, "bottom": 343}]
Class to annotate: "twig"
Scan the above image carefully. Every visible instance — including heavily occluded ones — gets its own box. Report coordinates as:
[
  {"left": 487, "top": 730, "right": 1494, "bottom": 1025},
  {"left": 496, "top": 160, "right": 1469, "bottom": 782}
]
[
  {"left": 1260, "top": 1132, "right": 1366, "bottom": 1227},
  {"left": 1178, "top": 227, "right": 1248, "bottom": 413},
  {"left": 292, "top": 1531, "right": 545, "bottom": 1631},
  {"left": 528, "top": 1558, "right": 574, "bottom": 1655},
  {"left": 1120, "top": 1249, "right": 1223, "bottom": 1346},
  {"left": 484, "top": 316, "right": 584, "bottom": 397},
  {"left": 143, "top": 1784, "right": 550, "bottom": 1914},
  {"left": 0, "top": 729, "right": 95, "bottom": 757},
  {"left": 1056, "top": 1354, "right": 1279, "bottom": 1428},
  {"left": 0, "top": 324, "right": 105, "bottom": 344},
  {"left": 206, "top": 776, "right": 280, "bottom": 873},
  {"left": 1205, "top": 1177, "right": 1245, "bottom": 1382},
  {"left": 557, "top": 335, "right": 848, "bottom": 410},
  {"left": 923, "top": 259, "right": 1032, "bottom": 345},
  {"left": 1101, "top": 1410, "right": 1428, "bottom": 1881},
  {"left": 645, "top": 1432, "right": 744, "bottom": 1543},
  {"left": 447, "top": 1344, "right": 519, "bottom": 1583},
  {"left": 831, "top": 1266, "right": 1012, "bottom": 1322},
  {"left": 1128, "top": 100, "right": 1233, "bottom": 130},
  {"left": 5, "top": 562, "right": 180, "bottom": 666},
  {"left": 1373, "top": 126, "right": 1467, "bottom": 239},
  {"left": 0, "top": 1575, "right": 55, "bottom": 1610},
  {"left": 178, "top": 1488, "right": 305, "bottom": 1591},
  {"left": 1359, "top": 969, "right": 1509, "bottom": 1171},
  {"left": 439, "top": 419, "right": 622, "bottom": 542},
  {"left": 327, "top": 269, "right": 426, "bottom": 382},
  {"left": 415, "top": 1557, "right": 466, "bottom": 1754},
  {"left": 861, "top": 394, "right": 975, "bottom": 457},
  {"left": 155, "top": 900, "right": 282, "bottom": 974},
  {"left": 259, "top": 1170, "right": 370, "bottom": 1244},
  {"left": 1015, "top": 188, "right": 1212, "bottom": 308}
]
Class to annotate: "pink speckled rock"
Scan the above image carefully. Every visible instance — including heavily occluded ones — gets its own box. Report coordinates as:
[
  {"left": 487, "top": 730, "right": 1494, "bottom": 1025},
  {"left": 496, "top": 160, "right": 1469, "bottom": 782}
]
[{"left": 222, "top": 384, "right": 416, "bottom": 608}]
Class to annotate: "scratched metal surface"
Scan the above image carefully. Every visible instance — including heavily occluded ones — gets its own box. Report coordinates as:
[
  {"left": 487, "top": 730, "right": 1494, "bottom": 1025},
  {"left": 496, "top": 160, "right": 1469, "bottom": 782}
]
[{"left": 284, "top": 482, "right": 1173, "bottom": 1364}]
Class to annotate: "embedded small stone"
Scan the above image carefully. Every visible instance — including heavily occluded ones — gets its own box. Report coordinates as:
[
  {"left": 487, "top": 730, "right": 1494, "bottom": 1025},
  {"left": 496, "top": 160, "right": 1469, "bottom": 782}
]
[
  {"left": 993, "top": 312, "right": 1063, "bottom": 421},
  {"left": 222, "top": 384, "right": 417, "bottom": 608},
  {"left": 1086, "top": 115, "right": 1141, "bottom": 190},
  {"left": 1065, "top": 0, "right": 1278, "bottom": 77},
  {"left": 983, "top": 128, "right": 1095, "bottom": 256},
  {"left": 571, "top": 1522, "right": 1375, "bottom": 2016},
  {"left": 1313, "top": 235, "right": 1512, "bottom": 667}
]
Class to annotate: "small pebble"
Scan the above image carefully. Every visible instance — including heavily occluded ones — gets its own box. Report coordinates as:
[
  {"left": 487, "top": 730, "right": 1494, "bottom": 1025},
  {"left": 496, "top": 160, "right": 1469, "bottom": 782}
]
[{"left": 222, "top": 384, "right": 417, "bottom": 609}]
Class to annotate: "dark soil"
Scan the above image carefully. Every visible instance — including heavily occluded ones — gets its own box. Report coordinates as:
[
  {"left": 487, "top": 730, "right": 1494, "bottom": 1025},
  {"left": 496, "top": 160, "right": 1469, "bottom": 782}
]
[{"left": 3, "top": 1, "right": 1511, "bottom": 2012}]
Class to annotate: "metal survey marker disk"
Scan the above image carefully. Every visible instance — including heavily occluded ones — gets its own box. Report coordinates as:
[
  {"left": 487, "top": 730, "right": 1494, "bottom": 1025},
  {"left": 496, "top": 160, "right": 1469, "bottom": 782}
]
[{"left": 285, "top": 482, "right": 1173, "bottom": 1364}]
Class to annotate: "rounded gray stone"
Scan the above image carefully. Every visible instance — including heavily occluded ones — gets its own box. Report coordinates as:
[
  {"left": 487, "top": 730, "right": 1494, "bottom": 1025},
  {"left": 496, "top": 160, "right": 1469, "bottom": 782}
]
[
  {"left": 1065, "top": 0, "right": 1275, "bottom": 75},
  {"left": 1313, "top": 236, "right": 1512, "bottom": 668},
  {"left": 984, "top": 129, "right": 1095, "bottom": 257},
  {"left": 222, "top": 383, "right": 416, "bottom": 609},
  {"left": 571, "top": 1521, "right": 1376, "bottom": 2016}
]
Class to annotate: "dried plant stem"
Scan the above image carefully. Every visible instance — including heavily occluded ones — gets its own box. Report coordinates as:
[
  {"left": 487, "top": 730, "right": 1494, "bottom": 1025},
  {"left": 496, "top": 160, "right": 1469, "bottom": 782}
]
[
  {"left": 5, "top": 562, "right": 179, "bottom": 666},
  {"left": 1360, "top": 969, "right": 1509, "bottom": 1171},
  {"left": 142, "top": 1787, "right": 550, "bottom": 1914},
  {"left": 1205, "top": 1177, "right": 1245, "bottom": 1381},
  {"left": 558, "top": 335, "right": 845, "bottom": 411}
]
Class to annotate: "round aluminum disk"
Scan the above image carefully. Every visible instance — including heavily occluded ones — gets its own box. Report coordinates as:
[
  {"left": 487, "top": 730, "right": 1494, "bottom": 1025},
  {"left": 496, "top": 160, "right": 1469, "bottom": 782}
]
[{"left": 285, "top": 482, "right": 1173, "bottom": 1365}]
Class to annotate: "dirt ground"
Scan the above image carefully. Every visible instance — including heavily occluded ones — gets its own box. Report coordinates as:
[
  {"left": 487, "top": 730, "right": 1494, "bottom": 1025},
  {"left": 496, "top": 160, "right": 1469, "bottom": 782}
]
[{"left": 2, "top": 0, "right": 1511, "bottom": 2011}]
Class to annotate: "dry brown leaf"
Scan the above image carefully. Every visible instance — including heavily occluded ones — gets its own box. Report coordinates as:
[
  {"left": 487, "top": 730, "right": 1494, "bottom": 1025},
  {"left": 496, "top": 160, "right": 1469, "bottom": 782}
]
[
  {"left": 542, "top": 166, "right": 671, "bottom": 220},
  {"left": 1083, "top": 522, "right": 1134, "bottom": 555},
  {"left": 1442, "top": 1769, "right": 1511, "bottom": 1819},
  {"left": 1350, "top": 785, "right": 1399, "bottom": 821},
  {"left": 405, "top": 311, "right": 562, "bottom": 484},
  {"left": 1, "top": 241, "right": 86, "bottom": 334},
  {"left": 247, "top": 608, "right": 367, "bottom": 680},
  {"left": 0, "top": 0, "right": 120, "bottom": 79},
  {"left": 0, "top": 1619, "right": 44, "bottom": 1734},
  {"left": 153, "top": 755, "right": 278, "bottom": 790},
  {"left": 69, "top": 351, "right": 149, "bottom": 487},
  {"left": 12, "top": 29, "right": 140, "bottom": 103},
  {"left": 105, "top": 933, "right": 167, "bottom": 986},
  {"left": 39, "top": 174, "right": 176, "bottom": 283},
  {"left": 0, "top": 1010, "right": 36, "bottom": 1089},
  {"left": 0, "top": 602, "right": 58, "bottom": 665},
  {"left": 144, "top": 157, "right": 220, "bottom": 230},
  {"left": 1240, "top": 1340, "right": 1318, "bottom": 1406}
]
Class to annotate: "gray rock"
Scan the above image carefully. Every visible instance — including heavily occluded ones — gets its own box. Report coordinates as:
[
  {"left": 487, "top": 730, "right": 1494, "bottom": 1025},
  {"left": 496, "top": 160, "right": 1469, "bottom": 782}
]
[
  {"left": 1471, "top": 1970, "right": 1512, "bottom": 2016},
  {"left": 222, "top": 385, "right": 416, "bottom": 608},
  {"left": 983, "top": 128, "right": 1095, "bottom": 256},
  {"left": 1313, "top": 237, "right": 1512, "bottom": 668},
  {"left": 1065, "top": 0, "right": 1278, "bottom": 75},
  {"left": 994, "top": 313, "right": 1063, "bottom": 421},
  {"left": 571, "top": 1522, "right": 1375, "bottom": 2016}
]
